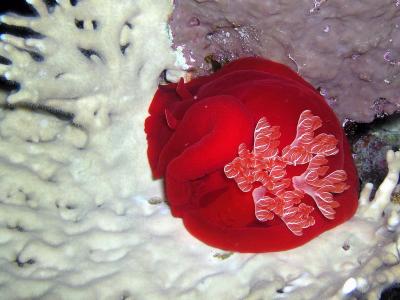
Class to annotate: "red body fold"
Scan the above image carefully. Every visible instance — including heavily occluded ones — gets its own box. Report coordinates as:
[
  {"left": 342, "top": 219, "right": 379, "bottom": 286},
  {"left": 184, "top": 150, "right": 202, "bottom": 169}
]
[{"left": 145, "top": 57, "right": 359, "bottom": 253}]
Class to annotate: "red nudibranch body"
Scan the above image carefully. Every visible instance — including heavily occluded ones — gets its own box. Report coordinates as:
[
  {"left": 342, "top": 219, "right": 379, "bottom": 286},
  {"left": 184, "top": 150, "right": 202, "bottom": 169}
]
[{"left": 145, "top": 57, "right": 359, "bottom": 253}]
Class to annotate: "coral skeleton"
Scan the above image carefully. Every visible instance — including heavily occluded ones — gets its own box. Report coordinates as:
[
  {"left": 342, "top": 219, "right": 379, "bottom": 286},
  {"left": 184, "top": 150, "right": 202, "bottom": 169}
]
[{"left": 358, "top": 150, "right": 400, "bottom": 221}]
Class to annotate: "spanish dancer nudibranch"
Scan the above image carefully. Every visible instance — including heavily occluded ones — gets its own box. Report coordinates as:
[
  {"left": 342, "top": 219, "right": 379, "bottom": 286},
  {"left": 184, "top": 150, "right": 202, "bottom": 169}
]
[{"left": 145, "top": 57, "right": 359, "bottom": 252}]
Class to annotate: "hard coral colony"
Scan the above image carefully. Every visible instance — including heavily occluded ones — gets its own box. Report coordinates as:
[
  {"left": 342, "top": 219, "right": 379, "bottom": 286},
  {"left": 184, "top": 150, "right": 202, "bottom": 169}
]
[{"left": 145, "top": 57, "right": 359, "bottom": 252}]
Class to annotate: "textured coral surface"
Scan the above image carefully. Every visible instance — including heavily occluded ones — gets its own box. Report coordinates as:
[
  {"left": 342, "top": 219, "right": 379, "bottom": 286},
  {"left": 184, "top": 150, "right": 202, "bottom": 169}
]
[
  {"left": 352, "top": 114, "right": 400, "bottom": 195},
  {"left": 170, "top": 0, "right": 400, "bottom": 123}
]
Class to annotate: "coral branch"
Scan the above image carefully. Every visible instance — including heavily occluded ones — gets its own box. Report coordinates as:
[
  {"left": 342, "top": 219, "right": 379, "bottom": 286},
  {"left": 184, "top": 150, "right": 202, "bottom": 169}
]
[
  {"left": 27, "top": 0, "right": 49, "bottom": 17},
  {"left": 360, "top": 150, "right": 400, "bottom": 221}
]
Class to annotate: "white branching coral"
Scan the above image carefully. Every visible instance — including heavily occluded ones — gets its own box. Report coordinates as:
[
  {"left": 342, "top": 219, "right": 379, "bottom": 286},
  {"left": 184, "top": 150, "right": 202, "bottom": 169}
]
[
  {"left": 0, "top": 0, "right": 175, "bottom": 129},
  {"left": 358, "top": 150, "right": 400, "bottom": 221},
  {"left": 337, "top": 150, "right": 400, "bottom": 299},
  {"left": 0, "top": 1, "right": 177, "bottom": 298},
  {"left": 0, "top": 0, "right": 176, "bottom": 200}
]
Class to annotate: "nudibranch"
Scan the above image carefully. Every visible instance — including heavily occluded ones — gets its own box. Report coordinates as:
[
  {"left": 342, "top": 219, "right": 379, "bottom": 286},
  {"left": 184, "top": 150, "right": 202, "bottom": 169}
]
[{"left": 145, "top": 57, "right": 359, "bottom": 253}]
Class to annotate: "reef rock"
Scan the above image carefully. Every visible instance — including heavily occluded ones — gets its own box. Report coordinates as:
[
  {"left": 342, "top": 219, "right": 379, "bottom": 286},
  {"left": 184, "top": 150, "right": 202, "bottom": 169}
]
[{"left": 170, "top": 0, "right": 400, "bottom": 123}]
